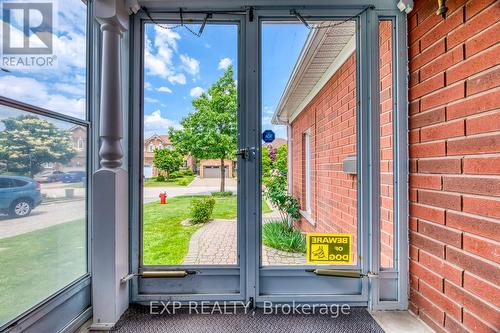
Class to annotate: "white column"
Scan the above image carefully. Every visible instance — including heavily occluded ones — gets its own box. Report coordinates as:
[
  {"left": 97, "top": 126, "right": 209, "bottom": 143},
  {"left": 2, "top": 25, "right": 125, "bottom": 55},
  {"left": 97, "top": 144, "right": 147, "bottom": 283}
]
[{"left": 91, "top": 0, "right": 129, "bottom": 330}]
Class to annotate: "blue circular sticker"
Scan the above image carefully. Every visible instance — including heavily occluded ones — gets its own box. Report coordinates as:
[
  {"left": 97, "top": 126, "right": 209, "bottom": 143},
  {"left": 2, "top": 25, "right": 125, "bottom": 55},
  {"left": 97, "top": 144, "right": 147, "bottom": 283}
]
[{"left": 262, "top": 130, "right": 275, "bottom": 143}]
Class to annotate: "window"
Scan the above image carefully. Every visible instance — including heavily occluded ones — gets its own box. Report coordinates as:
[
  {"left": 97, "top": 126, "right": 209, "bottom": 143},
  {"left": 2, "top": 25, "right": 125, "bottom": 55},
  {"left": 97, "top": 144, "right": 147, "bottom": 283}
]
[
  {"left": 148, "top": 144, "right": 154, "bottom": 152},
  {"left": 304, "top": 130, "right": 311, "bottom": 213},
  {"left": 0, "top": 0, "right": 88, "bottom": 327},
  {"left": 77, "top": 138, "right": 84, "bottom": 150}
]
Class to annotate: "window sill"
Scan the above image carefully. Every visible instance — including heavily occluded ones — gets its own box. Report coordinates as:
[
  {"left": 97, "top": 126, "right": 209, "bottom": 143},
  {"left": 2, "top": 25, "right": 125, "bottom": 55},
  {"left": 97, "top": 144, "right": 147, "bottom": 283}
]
[{"left": 299, "top": 210, "right": 315, "bottom": 226}]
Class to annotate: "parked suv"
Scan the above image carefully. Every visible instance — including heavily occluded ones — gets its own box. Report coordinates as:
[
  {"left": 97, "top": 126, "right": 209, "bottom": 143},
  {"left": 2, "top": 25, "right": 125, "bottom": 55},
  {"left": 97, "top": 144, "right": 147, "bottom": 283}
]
[{"left": 0, "top": 176, "right": 42, "bottom": 217}]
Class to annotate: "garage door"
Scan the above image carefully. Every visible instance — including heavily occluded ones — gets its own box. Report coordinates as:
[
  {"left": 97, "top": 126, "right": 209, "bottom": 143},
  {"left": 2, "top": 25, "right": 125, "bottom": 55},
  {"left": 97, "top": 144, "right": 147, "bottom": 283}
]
[{"left": 203, "top": 166, "right": 228, "bottom": 178}]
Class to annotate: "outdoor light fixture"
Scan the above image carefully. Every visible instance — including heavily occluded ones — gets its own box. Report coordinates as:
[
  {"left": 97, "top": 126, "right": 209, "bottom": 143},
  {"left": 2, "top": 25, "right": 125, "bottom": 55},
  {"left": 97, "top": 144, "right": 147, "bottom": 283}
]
[{"left": 436, "top": 0, "right": 448, "bottom": 17}]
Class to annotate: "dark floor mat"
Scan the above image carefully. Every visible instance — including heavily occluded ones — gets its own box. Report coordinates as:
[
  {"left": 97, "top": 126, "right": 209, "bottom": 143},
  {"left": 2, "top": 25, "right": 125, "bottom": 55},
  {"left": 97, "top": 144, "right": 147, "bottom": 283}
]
[{"left": 112, "top": 304, "right": 384, "bottom": 333}]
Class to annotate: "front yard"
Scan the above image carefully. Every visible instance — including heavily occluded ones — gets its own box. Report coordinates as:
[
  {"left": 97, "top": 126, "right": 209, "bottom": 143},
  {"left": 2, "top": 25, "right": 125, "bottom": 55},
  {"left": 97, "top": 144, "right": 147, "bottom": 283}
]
[
  {"left": 143, "top": 195, "right": 271, "bottom": 265},
  {"left": 0, "top": 220, "right": 86, "bottom": 326},
  {"left": 144, "top": 175, "right": 195, "bottom": 187}
]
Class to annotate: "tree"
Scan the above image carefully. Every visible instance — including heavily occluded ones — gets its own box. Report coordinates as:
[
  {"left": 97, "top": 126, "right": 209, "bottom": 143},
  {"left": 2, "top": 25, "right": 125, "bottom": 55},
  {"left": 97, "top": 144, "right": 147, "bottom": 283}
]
[
  {"left": 153, "top": 148, "right": 183, "bottom": 178},
  {"left": 169, "top": 66, "right": 237, "bottom": 192},
  {"left": 276, "top": 144, "right": 287, "bottom": 175},
  {"left": 261, "top": 146, "right": 272, "bottom": 184},
  {"left": 0, "top": 115, "right": 76, "bottom": 176}
]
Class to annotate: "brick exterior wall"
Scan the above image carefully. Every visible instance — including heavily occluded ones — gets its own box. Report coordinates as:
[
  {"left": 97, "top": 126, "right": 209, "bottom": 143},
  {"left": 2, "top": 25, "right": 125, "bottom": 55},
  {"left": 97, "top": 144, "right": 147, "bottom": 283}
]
[
  {"left": 408, "top": 0, "right": 500, "bottom": 331},
  {"left": 291, "top": 53, "right": 359, "bottom": 260},
  {"left": 379, "top": 20, "right": 395, "bottom": 268}
]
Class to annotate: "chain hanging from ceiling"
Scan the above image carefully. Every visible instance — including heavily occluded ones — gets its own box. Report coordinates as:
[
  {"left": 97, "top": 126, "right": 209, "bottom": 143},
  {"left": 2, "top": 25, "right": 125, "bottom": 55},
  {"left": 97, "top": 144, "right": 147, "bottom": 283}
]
[{"left": 142, "top": 5, "right": 375, "bottom": 37}]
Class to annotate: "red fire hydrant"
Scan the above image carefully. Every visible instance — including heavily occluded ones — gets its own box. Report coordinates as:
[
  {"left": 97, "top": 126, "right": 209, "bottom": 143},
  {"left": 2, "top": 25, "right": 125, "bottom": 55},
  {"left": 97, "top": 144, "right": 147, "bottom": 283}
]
[{"left": 159, "top": 192, "right": 167, "bottom": 204}]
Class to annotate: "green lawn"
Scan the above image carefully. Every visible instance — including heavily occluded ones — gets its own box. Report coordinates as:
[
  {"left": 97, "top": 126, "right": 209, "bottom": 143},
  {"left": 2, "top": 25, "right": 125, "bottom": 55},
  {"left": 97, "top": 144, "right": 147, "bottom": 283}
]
[
  {"left": 0, "top": 220, "right": 86, "bottom": 327},
  {"left": 143, "top": 195, "right": 271, "bottom": 265},
  {"left": 144, "top": 175, "right": 195, "bottom": 187}
]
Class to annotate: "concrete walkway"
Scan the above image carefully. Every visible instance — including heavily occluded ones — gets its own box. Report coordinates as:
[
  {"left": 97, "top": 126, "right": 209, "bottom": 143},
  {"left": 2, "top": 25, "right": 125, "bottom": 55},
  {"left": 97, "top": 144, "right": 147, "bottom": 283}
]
[{"left": 183, "top": 211, "right": 306, "bottom": 265}]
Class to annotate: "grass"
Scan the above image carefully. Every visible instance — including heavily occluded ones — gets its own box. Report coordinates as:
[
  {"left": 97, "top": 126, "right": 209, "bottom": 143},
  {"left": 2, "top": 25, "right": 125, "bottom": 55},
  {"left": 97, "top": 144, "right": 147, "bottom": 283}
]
[
  {"left": 262, "top": 220, "right": 306, "bottom": 253},
  {"left": 144, "top": 175, "right": 195, "bottom": 187},
  {"left": 0, "top": 220, "right": 86, "bottom": 327},
  {"left": 143, "top": 195, "right": 271, "bottom": 265}
]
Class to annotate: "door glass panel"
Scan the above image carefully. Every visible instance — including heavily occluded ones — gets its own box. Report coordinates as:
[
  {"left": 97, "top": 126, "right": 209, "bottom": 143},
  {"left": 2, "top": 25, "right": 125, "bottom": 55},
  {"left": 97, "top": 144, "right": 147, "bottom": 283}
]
[
  {"left": 261, "top": 19, "right": 359, "bottom": 266},
  {"left": 141, "top": 22, "right": 240, "bottom": 266},
  {"left": 379, "top": 20, "right": 395, "bottom": 269},
  {"left": 0, "top": 104, "right": 88, "bottom": 326}
]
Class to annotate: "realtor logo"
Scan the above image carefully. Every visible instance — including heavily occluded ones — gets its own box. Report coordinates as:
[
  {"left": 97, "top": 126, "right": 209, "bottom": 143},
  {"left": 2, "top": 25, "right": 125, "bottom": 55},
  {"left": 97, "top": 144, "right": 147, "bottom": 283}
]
[{"left": 1, "top": 1, "right": 57, "bottom": 69}]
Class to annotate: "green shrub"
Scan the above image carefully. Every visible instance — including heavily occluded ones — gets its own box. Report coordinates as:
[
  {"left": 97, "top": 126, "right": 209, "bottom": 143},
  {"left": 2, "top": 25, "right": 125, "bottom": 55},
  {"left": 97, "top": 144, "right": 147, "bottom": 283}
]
[
  {"left": 177, "top": 178, "right": 190, "bottom": 186},
  {"left": 180, "top": 169, "right": 194, "bottom": 176},
  {"left": 262, "top": 220, "right": 306, "bottom": 253},
  {"left": 190, "top": 196, "right": 216, "bottom": 224},
  {"left": 169, "top": 171, "right": 181, "bottom": 179},
  {"left": 156, "top": 175, "right": 165, "bottom": 182},
  {"left": 211, "top": 191, "right": 233, "bottom": 197}
]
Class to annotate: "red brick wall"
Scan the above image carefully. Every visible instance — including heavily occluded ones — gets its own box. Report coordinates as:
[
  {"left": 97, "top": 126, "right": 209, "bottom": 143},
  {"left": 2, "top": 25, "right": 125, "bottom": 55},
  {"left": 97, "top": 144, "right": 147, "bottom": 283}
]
[
  {"left": 408, "top": 0, "right": 500, "bottom": 331},
  {"left": 379, "top": 20, "right": 395, "bottom": 268},
  {"left": 291, "top": 53, "right": 359, "bottom": 260}
]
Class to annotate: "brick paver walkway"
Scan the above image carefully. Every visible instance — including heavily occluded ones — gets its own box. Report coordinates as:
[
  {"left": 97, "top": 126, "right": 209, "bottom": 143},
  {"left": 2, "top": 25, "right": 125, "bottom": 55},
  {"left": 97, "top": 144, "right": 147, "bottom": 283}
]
[{"left": 183, "top": 211, "right": 306, "bottom": 265}]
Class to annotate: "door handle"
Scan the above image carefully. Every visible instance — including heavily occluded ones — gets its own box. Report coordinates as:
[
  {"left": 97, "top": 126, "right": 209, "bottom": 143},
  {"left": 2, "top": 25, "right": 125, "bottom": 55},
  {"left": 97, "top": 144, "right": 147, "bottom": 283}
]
[
  {"left": 236, "top": 148, "right": 249, "bottom": 159},
  {"left": 236, "top": 147, "right": 256, "bottom": 160}
]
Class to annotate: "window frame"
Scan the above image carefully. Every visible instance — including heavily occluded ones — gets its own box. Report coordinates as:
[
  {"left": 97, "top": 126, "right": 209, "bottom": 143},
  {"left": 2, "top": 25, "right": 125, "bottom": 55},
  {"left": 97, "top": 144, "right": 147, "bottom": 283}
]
[
  {"left": 0, "top": 0, "right": 95, "bottom": 331},
  {"left": 304, "top": 129, "right": 312, "bottom": 214}
]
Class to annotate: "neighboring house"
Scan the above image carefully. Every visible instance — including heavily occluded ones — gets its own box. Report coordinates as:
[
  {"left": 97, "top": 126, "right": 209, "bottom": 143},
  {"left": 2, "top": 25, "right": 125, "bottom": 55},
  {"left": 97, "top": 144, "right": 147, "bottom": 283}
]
[
  {"left": 69, "top": 125, "right": 87, "bottom": 169},
  {"left": 263, "top": 138, "right": 287, "bottom": 151},
  {"left": 143, "top": 134, "right": 196, "bottom": 178},
  {"left": 272, "top": 21, "right": 394, "bottom": 266},
  {"left": 199, "top": 159, "right": 236, "bottom": 178}
]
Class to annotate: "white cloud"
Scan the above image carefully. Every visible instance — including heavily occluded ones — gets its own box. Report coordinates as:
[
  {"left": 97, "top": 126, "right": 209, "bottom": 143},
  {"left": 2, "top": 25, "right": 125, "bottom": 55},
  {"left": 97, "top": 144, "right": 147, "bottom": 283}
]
[
  {"left": 144, "top": 97, "right": 159, "bottom": 103},
  {"left": 218, "top": 57, "right": 232, "bottom": 70},
  {"left": 263, "top": 105, "right": 275, "bottom": 115},
  {"left": 154, "top": 26, "right": 181, "bottom": 51},
  {"left": 53, "top": 82, "right": 84, "bottom": 95},
  {"left": 168, "top": 73, "right": 186, "bottom": 85},
  {"left": 143, "top": 110, "right": 181, "bottom": 137},
  {"left": 157, "top": 86, "right": 172, "bottom": 93},
  {"left": 189, "top": 87, "right": 205, "bottom": 98},
  {"left": 144, "top": 82, "right": 153, "bottom": 90},
  {"left": 144, "top": 26, "right": 184, "bottom": 83},
  {"left": 180, "top": 54, "right": 200, "bottom": 76},
  {"left": 0, "top": 75, "right": 85, "bottom": 118}
]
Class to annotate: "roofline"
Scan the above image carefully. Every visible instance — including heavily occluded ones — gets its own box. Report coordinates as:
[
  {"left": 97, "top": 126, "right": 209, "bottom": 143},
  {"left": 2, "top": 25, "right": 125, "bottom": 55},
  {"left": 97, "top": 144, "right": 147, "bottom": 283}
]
[
  {"left": 271, "top": 28, "right": 321, "bottom": 125},
  {"left": 272, "top": 29, "right": 356, "bottom": 125}
]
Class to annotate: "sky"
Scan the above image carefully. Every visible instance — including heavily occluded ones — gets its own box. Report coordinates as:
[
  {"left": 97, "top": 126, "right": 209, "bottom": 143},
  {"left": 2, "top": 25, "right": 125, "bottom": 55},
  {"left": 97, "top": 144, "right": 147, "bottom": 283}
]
[
  {"left": 0, "top": 1, "right": 310, "bottom": 141},
  {"left": 143, "top": 22, "right": 309, "bottom": 140},
  {"left": 0, "top": 0, "right": 87, "bottom": 120}
]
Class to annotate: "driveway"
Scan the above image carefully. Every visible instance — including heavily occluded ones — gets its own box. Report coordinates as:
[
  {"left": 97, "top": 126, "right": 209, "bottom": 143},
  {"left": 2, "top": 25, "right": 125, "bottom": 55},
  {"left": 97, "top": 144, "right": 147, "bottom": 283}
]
[
  {"left": 143, "top": 177, "right": 237, "bottom": 203},
  {"left": 0, "top": 199, "right": 85, "bottom": 239}
]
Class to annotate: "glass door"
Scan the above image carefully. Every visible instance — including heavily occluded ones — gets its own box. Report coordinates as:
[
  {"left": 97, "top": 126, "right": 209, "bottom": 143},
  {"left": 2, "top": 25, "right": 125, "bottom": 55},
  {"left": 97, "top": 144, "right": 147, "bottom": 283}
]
[
  {"left": 134, "top": 12, "right": 249, "bottom": 302},
  {"left": 131, "top": 6, "right": 406, "bottom": 310},
  {"left": 255, "top": 10, "right": 369, "bottom": 305}
]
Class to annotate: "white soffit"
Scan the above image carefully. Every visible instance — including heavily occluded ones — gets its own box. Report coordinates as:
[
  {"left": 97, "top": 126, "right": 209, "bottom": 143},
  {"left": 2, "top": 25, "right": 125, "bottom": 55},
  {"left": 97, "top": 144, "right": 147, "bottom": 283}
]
[{"left": 273, "top": 21, "right": 356, "bottom": 124}]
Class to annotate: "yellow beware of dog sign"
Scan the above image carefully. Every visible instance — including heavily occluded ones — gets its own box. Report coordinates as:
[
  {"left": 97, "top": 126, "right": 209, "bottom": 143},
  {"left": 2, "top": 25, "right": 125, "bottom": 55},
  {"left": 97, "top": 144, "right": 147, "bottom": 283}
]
[{"left": 306, "top": 234, "right": 352, "bottom": 264}]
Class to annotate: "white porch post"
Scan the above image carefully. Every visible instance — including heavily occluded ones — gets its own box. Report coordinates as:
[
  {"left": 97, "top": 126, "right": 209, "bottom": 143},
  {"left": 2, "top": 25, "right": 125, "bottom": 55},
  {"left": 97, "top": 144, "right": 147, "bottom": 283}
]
[{"left": 91, "top": 0, "right": 129, "bottom": 329}]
